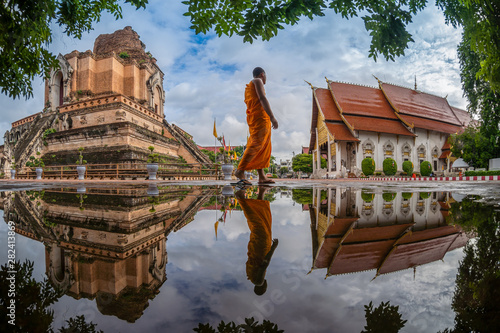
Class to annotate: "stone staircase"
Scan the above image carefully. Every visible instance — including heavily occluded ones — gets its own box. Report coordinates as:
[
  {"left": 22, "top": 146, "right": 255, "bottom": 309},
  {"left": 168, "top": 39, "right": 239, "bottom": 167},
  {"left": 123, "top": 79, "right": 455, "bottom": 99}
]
[
  {"left": 13, "top": 112, "right": 58, "bottom": 168},
  {"left": 163, "top": 120, "right": 212, "bottom": 166}
]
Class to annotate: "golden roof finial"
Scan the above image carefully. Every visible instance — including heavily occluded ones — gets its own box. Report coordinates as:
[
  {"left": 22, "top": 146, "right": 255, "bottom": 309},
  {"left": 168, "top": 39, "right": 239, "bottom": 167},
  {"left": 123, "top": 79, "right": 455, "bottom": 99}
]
[{"left": 304, "top": 80, "right": 314, "bottom": 89}]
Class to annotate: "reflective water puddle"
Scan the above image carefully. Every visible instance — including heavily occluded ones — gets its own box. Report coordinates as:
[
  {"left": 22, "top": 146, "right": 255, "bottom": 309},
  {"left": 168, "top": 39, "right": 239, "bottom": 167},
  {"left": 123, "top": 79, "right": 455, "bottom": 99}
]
[{"left": 1, "top": 184, "right": 498, "bottom": 332}]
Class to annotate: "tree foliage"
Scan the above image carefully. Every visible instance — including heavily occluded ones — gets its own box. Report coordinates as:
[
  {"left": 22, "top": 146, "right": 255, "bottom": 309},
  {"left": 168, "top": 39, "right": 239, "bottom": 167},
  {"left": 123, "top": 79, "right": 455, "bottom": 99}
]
[
  {"left": 182, "top": 0, "right": 426, "bottom": 61},
  {"left": 0, "top": 0, "right": 148, "bottom": 99},
  {"left": 444, "top": 198, "right": 500, "bottom": 332},
  {"left": 292, "top": 153, "right": 326, "bottom": 174},
  {"left": 437, "top": 0, "right": 500, "bottom": 92},
  {"left": 449, "top": 125, "right": 498, "bottom": 169},
  {"left": 437, "top": 0, "right": 500, "bottom": 159},
  {"left": 362, "top": 301, "right": 407, "bottom": 333},
  {"left": 194, "top": 317, "right": 283, "bottom": 333}
]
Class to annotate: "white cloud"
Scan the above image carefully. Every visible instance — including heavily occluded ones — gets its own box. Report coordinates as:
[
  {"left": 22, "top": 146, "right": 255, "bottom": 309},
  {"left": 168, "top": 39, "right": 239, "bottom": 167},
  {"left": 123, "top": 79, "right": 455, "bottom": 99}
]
[{"left": 0, "top": 2, "right": 466, "bottom": 164}]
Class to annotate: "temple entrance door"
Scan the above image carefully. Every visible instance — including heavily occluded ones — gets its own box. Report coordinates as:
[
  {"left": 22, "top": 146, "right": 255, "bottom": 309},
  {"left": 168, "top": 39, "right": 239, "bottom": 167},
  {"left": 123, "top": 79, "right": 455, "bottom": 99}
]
[{"left": 346, "top": 143, "right": 353, "bottom": 173}]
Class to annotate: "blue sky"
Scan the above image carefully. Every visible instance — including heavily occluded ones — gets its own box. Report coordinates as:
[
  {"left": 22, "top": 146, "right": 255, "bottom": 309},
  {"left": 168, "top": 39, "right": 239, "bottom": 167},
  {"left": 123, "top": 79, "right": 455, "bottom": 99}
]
[{"left": 0, "top": 1, "right": 466, "bottom": 162}]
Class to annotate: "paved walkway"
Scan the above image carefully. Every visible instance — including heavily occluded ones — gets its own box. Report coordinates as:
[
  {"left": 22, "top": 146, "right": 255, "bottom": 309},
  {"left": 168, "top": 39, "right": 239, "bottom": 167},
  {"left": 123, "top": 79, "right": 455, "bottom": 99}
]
[{"left": 0, "top": 175, "right": 498, "bottom": 190}]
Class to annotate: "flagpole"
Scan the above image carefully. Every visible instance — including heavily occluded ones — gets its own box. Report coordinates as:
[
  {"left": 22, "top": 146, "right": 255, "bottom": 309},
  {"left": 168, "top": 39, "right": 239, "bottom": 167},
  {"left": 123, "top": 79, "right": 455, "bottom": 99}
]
[{"left": 214, "top": 118, "right": 217, "bottom": 163}]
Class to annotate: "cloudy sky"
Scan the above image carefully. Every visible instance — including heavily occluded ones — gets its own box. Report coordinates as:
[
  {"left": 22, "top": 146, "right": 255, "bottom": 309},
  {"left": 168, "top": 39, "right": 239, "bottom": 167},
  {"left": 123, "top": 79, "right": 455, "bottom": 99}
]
[{"left": 0, "top": 1, "right": 466, "bottom": 162}]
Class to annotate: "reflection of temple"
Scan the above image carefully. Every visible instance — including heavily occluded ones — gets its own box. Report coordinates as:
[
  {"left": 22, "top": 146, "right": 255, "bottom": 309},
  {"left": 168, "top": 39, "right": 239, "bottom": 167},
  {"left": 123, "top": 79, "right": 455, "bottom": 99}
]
[
  {"left": 309, "top": 188, "right": 469, "bottom": 278},
  {"left": 2, "top": 186, "right": 212, "bottom": 322}
]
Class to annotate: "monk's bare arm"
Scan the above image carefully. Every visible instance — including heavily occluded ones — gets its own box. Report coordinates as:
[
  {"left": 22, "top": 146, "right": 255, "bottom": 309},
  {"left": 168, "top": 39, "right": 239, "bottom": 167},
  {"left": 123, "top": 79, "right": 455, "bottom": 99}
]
[{"left": 253, "top": 78, "right": 278, "bottom": 129}]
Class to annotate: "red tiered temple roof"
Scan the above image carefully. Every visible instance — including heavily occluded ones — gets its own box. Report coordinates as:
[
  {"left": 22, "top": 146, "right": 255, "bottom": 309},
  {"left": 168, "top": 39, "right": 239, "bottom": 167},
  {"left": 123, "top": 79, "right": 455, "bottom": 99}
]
[{"left": 309, "top": 79, "right": 468, "bottom": 153}]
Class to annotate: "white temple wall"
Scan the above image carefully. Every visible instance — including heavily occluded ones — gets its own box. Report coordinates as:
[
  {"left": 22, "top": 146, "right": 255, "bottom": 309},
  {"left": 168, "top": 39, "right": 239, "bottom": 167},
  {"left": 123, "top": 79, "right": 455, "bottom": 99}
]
[{"left": 354, "top": 129, "right": 449, "bottom": 175}]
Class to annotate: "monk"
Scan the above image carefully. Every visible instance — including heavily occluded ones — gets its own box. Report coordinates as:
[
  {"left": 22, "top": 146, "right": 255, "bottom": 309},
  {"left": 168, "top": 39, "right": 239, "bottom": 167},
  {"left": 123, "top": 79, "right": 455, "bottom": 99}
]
[
  {"left": 234, "top": 67, "right": 278, "bottom": 185},
  {"left": 235, "top": 186, "right": 279, "bottom": 295}
]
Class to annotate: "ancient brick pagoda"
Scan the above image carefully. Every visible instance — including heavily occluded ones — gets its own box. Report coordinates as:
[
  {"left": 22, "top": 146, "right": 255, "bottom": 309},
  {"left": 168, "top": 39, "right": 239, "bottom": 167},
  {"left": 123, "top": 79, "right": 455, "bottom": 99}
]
[{"left": 1, "top": 26, "right": 211, "bottom": 177}]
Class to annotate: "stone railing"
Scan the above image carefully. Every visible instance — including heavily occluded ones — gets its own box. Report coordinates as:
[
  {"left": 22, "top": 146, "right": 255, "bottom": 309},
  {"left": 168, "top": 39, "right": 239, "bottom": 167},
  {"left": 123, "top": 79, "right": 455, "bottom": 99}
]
[
  {"left": 12, "top": 112, "right": 41, "bottom": 128},
  {"left": 58, "top": 94, "right": 162, "bottom": 122}
]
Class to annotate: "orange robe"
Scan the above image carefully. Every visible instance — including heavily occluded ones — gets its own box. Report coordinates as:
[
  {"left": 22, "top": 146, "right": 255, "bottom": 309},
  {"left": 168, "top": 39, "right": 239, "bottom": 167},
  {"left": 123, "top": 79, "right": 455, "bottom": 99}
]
[
  {"left": 238, "top": 81, "right": 272, "bottom": 171},
  {"left": 238, "top": 197, "right": 273, "bottom": 284}
]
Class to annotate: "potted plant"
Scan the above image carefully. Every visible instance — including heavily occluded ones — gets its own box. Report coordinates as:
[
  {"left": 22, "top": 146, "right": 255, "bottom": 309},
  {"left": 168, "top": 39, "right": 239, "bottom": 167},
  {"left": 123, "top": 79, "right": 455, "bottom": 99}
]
[
  {"left": 215, "top": 137, "right": 236, "bottom": 180},
  {"left": 25, "top": 152, "right": 45, "bottom": 179},
  {"left": 76, "top": 147, "right": 87, "bottom": 180},
  {"left": 146, "top": 146, "right": 160, "bottom": 180},
  {"left": 10, "top": 158, "right": 16, "bottom": 179}
]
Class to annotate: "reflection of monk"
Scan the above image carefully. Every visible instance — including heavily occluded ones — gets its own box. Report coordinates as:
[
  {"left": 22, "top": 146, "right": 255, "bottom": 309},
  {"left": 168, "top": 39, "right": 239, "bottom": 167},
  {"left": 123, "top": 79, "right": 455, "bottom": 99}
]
[
  {"left": 236, "top": 186, "right": 279, "bottom": 295},
  {"left": 234, "top": 67, "right": 278, "bottom": 185}
]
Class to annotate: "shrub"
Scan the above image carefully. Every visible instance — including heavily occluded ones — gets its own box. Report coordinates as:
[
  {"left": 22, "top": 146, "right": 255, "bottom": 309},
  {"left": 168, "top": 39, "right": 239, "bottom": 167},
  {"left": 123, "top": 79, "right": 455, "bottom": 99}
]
[
  {"left": 383, "top": 158, "right": 397, "bottom": 176},
  {"left": 402, "top": 192, "right": 413, "bottom": 200},
  {"left": 402, "top": 161, "right": 413, "bottom": 175},
  {"left": 419, "top": 192, "right": 431, "bottom": 199},
  {"left": 382, "top": 192, "right": 396, "bottom": 202},
  {"left": 361, "top": 157, "right": 375, "bottom": 176},
  {"left": 361, "top": 190, "right": 374, "bottom": 202},
  {"left": 420, "top": 161, "right": 432, "bottom": 176},
  {"left": 465, "top": 170, "right": 500, "bottom": 176}
]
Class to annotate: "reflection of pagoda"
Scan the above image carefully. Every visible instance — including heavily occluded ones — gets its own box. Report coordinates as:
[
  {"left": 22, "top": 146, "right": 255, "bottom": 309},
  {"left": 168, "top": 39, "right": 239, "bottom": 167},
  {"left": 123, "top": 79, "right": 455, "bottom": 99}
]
[
  {"left": 3, "top": 186, "right": 213, "bottom": 322},
  {"left": 309, "top": 188, "right": 469, "bottom": 279}
]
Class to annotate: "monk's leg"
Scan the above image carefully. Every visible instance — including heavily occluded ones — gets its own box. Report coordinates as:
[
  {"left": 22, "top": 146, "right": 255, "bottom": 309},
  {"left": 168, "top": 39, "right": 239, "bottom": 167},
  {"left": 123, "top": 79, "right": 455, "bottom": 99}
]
[
  {"left": 257, "top": 169, "right": 267, "bottom": 182},
  {"left": 235, "top": 169, "right": 245, "bottom": 180}
]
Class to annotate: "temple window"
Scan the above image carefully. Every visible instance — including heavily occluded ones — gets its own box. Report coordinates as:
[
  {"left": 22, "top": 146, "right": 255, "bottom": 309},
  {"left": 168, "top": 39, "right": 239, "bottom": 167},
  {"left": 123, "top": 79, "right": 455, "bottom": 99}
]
[
  {"left": 417, "top": 144, "right": 426, "bottom": 159},
  {"left": 431, "top": 146, "right": 439, "bottom": 171},
  {"left": 402, "top": 142, "right": 411, "bottom": 160},
  {"left": 431, "top": 147, "right": 439, "bottom": 158},
  {"left": 383, "top": 141, "right": 394, "bottom": 157},
  {"left": 362, "top": 139, "right": 374, "bottom": 158}
]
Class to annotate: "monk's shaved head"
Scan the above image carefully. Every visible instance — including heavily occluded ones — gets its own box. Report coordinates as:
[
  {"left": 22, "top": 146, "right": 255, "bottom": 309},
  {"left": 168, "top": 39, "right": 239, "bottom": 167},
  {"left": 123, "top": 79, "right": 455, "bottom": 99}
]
[{"left": 253, "top": 67, "right": 265, "bottom": 78}]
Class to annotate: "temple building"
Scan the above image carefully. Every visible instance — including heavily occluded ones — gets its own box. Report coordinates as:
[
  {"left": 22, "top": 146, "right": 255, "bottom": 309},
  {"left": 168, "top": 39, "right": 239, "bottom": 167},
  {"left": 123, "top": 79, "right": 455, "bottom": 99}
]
[
  {"left": 308, "top": 188, "right": 469, "bottom": 278},
  {"left": 0, "top": 26, "right": 210, "bottom": 176},
  {"left": 307, "top": 78, "right": 472, "bottom": 178}
]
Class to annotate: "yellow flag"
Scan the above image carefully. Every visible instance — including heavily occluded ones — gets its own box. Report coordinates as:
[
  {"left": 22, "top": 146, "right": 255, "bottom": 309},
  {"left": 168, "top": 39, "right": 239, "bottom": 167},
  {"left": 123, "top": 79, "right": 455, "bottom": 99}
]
[
  {"left": 234, "top": 151, "right": 237, "bottom": 160},
  {"left": 213, "top": 119, "right": 218, "bottom": 138},
  {"left": 214, "top": 221, "right": 219, "bottom": 239}
]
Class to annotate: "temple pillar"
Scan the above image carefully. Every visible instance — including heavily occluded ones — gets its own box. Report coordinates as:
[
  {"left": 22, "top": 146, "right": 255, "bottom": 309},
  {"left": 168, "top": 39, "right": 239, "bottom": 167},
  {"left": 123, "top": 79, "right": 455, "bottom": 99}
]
[
  {"left": 327, "top": 132, "right": 332, "bottom": 177},
  {"left": 336, "top": 142, "right": 342, "bottom": 178}
]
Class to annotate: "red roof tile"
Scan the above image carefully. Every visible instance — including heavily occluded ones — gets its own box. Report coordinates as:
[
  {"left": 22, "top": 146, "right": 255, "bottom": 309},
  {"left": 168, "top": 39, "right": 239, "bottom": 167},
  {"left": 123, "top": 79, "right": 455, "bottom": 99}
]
[
  {"left": 328, "top": 240, "right": 395, "bottom": 275},
  {"left": 329, "top": 82, "right": 399, "bottom": 120},
  {"left": 343, "top": 223, "right": 413, "bottom": 243},
  {"left": 343, "top": 115, "right": 414, "bottom": 136},
  {"left": 379, "top": 234, "right": 458, "bottom": 274},
  {"left": 325, "top": 123, "right": 359, "bottom": 142},
  {"left": 398, "top": 225, "right": 459, "bottom": 244},
  {"left": 397, "top": 114, "right": 462, "bottom": 134},
  {"left": 325, "top": 217, "right": 359, "bottom": 236},
  {"left": 380, "top": 83, "right": 463, "bottom": 127},
  {"left": 439, "top": 150, "right": 451, "bottom": 159},
  {"left": 451, "top": 107, "right": 472, "bottom": 127},
  {"left": 314, "top": 88, "right": 342, "bottom": 121}
]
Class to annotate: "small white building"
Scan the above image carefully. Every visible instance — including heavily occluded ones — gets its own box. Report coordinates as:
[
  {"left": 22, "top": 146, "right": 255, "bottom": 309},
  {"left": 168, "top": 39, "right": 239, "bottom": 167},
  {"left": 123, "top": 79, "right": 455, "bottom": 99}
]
[{"left": 307, "top": 78, "right": 471, "bottom": 178}]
